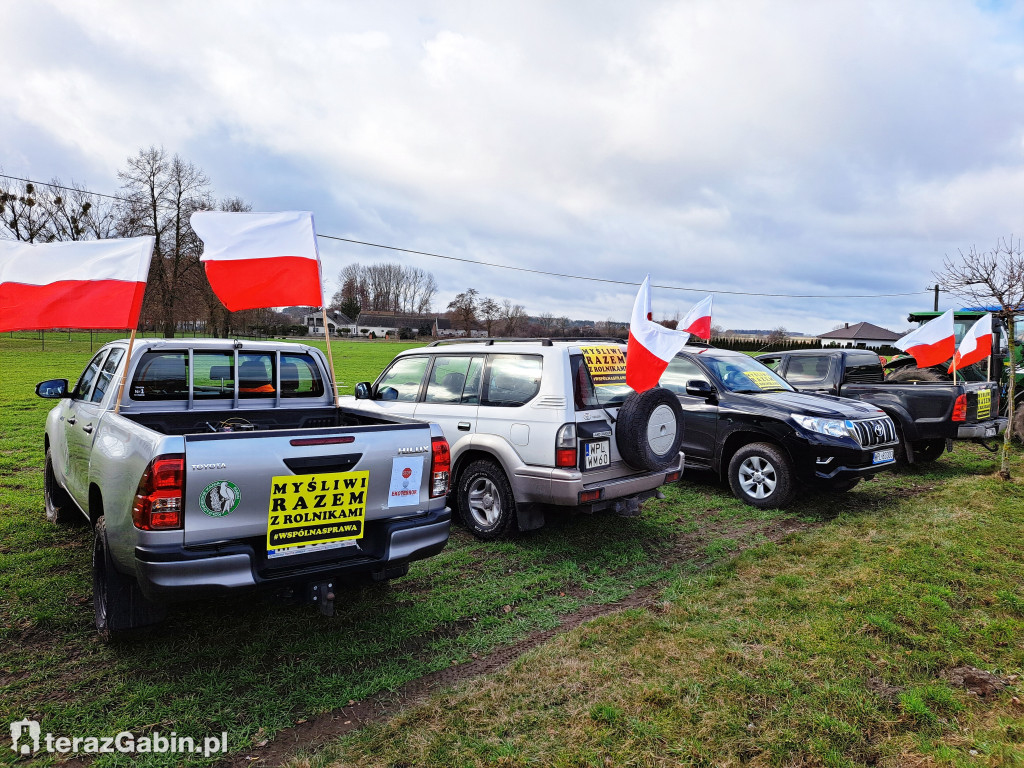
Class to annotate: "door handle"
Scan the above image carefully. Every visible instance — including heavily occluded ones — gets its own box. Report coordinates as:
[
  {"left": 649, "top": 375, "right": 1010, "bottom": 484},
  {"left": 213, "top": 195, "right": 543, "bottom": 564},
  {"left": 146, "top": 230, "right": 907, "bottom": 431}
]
[
  {"left": 82, "top": 423, "right": 94, "bottom": 434},
  {"left": 457, "top": 422, "right": 472, "bottom": 431},
  {"left": 66, "top": 417, "right": 76, "bottom": 426}
]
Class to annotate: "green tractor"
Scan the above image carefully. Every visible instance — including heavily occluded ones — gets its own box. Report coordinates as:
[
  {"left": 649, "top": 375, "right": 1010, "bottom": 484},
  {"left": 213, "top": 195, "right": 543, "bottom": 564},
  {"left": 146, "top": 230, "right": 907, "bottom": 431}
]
[{"left": 885, "top": 308, "right": 1024, "bottom": 437}]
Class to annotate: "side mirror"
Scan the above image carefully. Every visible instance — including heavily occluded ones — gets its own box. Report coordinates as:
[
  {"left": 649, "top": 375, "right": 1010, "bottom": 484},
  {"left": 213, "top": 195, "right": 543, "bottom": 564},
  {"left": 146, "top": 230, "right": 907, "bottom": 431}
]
[
  {"left": 685, "top": 379, "right": 715, "bottom": 398},
  {"left": 354, "top": 382, "right": 372, "bottom": 400},
  {"left": 36, "top": 379, "right": 70, "bottom": 399}
]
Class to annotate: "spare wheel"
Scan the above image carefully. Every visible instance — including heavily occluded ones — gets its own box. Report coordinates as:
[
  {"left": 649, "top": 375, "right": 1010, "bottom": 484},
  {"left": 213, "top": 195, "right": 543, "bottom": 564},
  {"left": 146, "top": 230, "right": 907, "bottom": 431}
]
[{"left": 615, "top": 387, "right": 684, "bottom": 471}]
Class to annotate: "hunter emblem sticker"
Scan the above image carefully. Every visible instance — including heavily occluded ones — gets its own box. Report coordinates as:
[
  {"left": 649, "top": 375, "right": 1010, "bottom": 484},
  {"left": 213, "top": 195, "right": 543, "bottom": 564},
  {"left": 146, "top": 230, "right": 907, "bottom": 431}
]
[{"left": 200, "top": 480, "right": 241, "bottom": 517}]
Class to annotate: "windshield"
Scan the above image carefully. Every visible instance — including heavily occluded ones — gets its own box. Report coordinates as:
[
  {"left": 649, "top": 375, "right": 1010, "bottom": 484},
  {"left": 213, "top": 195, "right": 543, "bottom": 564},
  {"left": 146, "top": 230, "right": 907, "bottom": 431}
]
[{"left": 700, "top": 353, "right": 794, "bottom": 394}]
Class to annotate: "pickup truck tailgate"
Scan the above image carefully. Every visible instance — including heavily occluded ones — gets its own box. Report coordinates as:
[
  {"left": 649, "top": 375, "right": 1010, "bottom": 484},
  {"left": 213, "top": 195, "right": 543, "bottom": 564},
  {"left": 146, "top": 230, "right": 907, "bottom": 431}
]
[
  {"left": 962, "top": 381, "right": 999, "bottom": 422},
  {"left": 182, "top": 424, "right": 435, "bottom": 550}
]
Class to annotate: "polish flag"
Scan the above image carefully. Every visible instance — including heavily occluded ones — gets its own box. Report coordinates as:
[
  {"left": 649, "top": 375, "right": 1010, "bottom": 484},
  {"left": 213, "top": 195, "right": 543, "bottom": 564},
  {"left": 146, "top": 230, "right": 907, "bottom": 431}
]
[
  {"left": 948, "top": 313, "right": 993, "bottom": 373},
  {"left": 679, "top": 295, "right": 714, "bottom": 340},
  {"left": 626, "top": 275, "right": 691, "bottom": 392},
  {"left": 0, "top": 237, "right": 154, "bottom": 332},
  {"left": 191, "top": 211, "right": 323, "bottom": 311},
  {"left": 894, "top": 308, "right": 955, "bottom": 368}
]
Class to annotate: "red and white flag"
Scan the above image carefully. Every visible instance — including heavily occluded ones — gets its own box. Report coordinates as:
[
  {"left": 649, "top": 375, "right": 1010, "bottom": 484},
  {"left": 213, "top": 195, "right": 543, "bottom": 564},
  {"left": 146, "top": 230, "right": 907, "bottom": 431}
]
[
  {"left": 894, "top": 308, "right": 955, "bottom": 368},
  {"left": 191, "top": 211, "right": 323, "bottom": 312},
  {"left": 948, "top": 313, "right": 993, "bottom": 373},
  {"left": 626, "top": 275, "right": 691, "bottom": 392},
  {"left": 0, "top": 237, "right": 153, "bottom": 332},
  {"left": 679, "top": 295, "right": 713, "bottom": 340}
]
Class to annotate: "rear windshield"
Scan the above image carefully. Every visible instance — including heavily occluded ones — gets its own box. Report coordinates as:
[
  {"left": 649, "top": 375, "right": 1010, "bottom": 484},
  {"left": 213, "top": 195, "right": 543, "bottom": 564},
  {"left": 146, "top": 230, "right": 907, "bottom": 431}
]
[
  {"left": 131, "top": 350, "right": 324, "bottom": 400},
  {"left": 571, "top": 355, "right": 632, "bottom": 409}
]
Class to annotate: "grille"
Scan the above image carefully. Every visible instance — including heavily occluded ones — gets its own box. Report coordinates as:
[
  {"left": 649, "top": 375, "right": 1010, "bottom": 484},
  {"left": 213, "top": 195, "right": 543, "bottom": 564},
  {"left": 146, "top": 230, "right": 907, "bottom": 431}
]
[{"left": 850, "top": 416, "right": 896, "bottom": 447}]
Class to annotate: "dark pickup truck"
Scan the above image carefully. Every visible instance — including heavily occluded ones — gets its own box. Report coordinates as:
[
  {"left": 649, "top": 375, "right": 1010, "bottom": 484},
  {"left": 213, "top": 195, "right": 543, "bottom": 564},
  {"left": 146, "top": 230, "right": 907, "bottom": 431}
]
[
  {"left": 660, "top": 346, "right": 899, "bottom": 509},
  {"left": 756, "top": 349, "right": 1007, "bottom": 463}
]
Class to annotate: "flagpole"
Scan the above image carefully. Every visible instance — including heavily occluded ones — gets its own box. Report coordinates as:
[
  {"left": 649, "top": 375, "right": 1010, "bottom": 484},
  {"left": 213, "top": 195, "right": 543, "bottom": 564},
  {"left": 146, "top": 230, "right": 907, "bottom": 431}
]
[
  {"left": 321, "top": 308, "right": 340, "bottom": 407},
  {"left": 114, "top": 328, "right": 138, "bottom": 415}
]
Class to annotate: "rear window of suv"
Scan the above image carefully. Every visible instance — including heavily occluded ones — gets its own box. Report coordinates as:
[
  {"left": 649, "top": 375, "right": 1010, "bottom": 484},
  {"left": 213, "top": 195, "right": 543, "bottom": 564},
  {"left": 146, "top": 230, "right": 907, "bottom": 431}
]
[{"left": 571, "top": 355, "right": 632, "bottom": 409}]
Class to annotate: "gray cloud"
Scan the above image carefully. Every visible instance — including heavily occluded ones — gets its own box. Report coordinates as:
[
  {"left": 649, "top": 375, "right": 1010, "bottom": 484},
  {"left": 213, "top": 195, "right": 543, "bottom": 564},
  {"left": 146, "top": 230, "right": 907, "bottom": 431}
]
[{"left": 2, "top": 1, "right": 1023, "bottom": 334}]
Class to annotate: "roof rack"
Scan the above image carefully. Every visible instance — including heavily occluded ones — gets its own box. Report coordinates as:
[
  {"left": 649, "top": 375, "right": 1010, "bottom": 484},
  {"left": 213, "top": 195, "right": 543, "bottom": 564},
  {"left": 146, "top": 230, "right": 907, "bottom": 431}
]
[{"left": 427, "top": 336, "right": 627, "bottom": 347}]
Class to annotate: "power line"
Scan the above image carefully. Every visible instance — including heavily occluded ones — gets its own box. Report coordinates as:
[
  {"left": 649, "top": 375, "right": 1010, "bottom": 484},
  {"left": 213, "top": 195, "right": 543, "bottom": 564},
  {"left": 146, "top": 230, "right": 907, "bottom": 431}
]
[{"left": 2, "top": 172, "right": 929, "bottom": 299}]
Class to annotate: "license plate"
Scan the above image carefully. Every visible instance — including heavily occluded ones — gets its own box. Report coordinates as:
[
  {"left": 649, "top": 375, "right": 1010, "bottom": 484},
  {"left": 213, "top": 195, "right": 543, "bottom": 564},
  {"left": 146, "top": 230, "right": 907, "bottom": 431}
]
[
  {"left": 583, "top": 439, "right": 610, "bottom": 470},
  {"left": 986, "top": 427, "right": 997, "bottom": 437},
  {"left": 873, "top": 449, "right": 895, "bottom": 464},
  {"left": 267, "top": 471, "right": 368, "bottom": 556}
]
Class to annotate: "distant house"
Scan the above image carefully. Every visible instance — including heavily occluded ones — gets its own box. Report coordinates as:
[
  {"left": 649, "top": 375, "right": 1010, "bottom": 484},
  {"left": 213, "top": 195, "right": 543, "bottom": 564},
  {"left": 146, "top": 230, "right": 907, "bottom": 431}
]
[
  {"left": 818, "top": 322, "right": 901, "bottom": 349},
  {"left": 434, "top": 318, "right": 459, "bottom": 337},
  {"left": 302, "top": 311, "right": 353, "bottom": 336},
  {"left": 348, "top": 312, "right": 439, "bottom": 338}
]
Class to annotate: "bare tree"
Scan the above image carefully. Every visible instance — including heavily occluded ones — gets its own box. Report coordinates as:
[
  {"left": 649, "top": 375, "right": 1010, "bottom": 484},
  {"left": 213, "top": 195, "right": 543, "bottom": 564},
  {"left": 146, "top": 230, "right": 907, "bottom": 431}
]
[
  {"left": 447, "top": 288, "right": 479, "bottom": 334},
  {"left": 710, "top": 323, "right": 725, "bottom": 338},
  {"left": 117, "top": 147, "right": 213, "bottom": 337},
  {"left": 479, "top": 297, "right": 501, "bottom": 336},
  {"left": 935, "top": 236, "right": 1024, "bottom": 479},
  {"left": 500, "top": 300, "right": 526, "bottom": 336},
  {"left": 767, "top": 326, "right": 789, "bottom": 345}
]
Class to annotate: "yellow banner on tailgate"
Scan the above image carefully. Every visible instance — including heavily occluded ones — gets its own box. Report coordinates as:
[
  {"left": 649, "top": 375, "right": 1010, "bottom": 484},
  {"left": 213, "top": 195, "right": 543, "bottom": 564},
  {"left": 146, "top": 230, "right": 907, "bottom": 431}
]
[
  {"left": 977, "top": 389, "right": 991, "bottom": 420},
  {"left": 267, "top": 471, "right": 369, "bottom": 553},
  {"left": 580, "top": 345, "right": 627, "bottom": 386}
]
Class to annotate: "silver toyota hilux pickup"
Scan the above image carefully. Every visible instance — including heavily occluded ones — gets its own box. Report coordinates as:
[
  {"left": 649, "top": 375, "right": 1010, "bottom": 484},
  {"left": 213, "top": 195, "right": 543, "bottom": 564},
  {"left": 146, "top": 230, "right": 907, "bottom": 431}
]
[{"left": 37, "top": 338, "right": 451, "bottom": 638}]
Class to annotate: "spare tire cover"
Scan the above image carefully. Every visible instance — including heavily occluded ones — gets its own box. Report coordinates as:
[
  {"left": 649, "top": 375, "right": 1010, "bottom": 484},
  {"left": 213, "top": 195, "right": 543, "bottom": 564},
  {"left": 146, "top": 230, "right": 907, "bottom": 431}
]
[{"left": 615, "top": 387, "right": 684, "bottom": 471}]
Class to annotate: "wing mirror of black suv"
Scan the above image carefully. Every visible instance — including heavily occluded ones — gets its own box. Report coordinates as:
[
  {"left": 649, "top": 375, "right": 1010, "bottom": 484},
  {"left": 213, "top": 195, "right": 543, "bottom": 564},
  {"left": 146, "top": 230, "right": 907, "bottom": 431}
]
[
  {"left": 354, "top": 382, "right": 372, "bottom": 400},
  {"left": 35, "top": 379, "right": 70, "bottom": 399},
  {"left": 685, "top": 379, "right": 715, "bottom": 399}
]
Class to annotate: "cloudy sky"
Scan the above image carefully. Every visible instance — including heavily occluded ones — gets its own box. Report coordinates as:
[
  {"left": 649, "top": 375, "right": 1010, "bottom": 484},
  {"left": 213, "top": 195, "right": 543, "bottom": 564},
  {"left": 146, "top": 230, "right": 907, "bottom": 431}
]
[{"left": 3, "top": 1, "right": 1024, "bottom": 333}]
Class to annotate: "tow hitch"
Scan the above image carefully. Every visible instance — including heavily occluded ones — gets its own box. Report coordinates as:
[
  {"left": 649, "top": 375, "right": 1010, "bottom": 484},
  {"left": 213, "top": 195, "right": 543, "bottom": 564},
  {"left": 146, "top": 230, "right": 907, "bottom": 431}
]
[{"left": 310, "top": 580, "right": 336, "bottom": 617}]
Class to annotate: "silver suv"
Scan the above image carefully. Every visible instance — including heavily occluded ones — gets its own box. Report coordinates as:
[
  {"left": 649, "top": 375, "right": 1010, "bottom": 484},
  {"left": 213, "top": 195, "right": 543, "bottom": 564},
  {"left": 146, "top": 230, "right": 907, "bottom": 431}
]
[{"left": 345, "top": 339, "right": 684, "bottom": 539}]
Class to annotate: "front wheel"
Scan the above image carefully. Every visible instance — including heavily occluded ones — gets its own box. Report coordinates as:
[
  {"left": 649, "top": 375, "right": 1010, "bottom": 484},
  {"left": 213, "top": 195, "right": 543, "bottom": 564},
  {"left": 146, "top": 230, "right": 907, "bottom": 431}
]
[
  {"left": 456, "top": 460, "right": 518, "bottom": 540},
  {"left": 727, "top": 443, "right": 795, "bottom": 509}
]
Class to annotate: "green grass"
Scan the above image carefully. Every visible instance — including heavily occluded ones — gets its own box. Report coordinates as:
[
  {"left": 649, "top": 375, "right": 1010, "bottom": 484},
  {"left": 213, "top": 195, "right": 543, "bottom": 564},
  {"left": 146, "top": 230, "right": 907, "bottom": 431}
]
[
  {"left": 0, "top": 334, "right": 786, "bottom": 767},
  {"left": 317, "top": 451, "right": 1024, "bottom": 768}
]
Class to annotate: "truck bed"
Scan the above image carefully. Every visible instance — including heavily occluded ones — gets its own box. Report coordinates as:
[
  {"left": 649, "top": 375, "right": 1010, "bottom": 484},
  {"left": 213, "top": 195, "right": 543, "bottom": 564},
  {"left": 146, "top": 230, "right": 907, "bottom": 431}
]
[{"left": 122, "top": 406, "right": 401, "bottom": 436}]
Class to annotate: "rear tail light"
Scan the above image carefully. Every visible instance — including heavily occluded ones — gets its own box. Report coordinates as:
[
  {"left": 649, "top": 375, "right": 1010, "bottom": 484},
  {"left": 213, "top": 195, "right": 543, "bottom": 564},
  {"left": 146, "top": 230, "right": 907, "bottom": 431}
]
[
  {"left": 952, "top": 393, "right": 967, "bottom": 422},
  {"left": 555, "top": 423, "right": 578, "bottom": 468},
  {"left": 578, "top": 489, "right": 602, "bottom": 504},
  {"left": 430, "top": 437, "right": 451, "bottom": 498},
  {"left": 665, "top": 470, "right": 681, "bottom": 483},
  {"left": 132, "top": 454, "right": 184, "bottom": 530}
]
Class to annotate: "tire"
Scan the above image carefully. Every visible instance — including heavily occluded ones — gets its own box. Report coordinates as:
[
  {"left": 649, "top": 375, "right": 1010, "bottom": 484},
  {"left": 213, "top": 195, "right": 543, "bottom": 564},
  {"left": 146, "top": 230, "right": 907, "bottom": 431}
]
[
  {"left": 456, "top": 460, "right": 518, "bottom": 540},
  {"left": 44, "top": 448, "right": 80, "bottom": 525},
  {"left": 912, "top": 438, "right": 946, "bottom": 462},
  {"left": 885, "top": 366, "right": 947, "bottom": 383},
  {"left": 615, "top": 387, "right": 685, "bottom": 471},
  {"left": 93, "top": 517, "right": 165, "bottom": 640},
  {"left": 727, "top": 443, "right": 795, "bottom": 509},
  {"left": 827, "top": 478, "right": 861, "bottom": 493}
]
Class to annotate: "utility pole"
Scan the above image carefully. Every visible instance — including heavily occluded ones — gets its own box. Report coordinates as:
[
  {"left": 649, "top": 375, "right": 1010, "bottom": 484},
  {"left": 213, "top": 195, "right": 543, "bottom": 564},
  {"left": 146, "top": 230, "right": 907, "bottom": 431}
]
[{"left": 933, "top": 284, "right": 940, "bottom": 312}]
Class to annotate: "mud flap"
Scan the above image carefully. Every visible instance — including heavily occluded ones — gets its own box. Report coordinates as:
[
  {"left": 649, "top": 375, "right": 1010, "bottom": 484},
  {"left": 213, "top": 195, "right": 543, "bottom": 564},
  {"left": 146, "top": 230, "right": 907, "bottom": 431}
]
[{"left": 515, "top": 503, "right": 545, "bottom": 532}]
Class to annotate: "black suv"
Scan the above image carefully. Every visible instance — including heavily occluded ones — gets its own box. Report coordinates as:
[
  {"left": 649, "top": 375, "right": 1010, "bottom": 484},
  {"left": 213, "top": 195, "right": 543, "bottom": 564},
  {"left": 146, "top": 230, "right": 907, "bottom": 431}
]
[{"left": 661, "top": 346, "right": 898, "bottom": 508}]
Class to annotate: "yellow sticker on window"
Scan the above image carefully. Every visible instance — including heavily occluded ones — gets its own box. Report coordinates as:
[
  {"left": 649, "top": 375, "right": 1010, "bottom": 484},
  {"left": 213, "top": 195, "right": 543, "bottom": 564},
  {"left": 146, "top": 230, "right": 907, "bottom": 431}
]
[
  {"left": 580, "top": 345, "right": 627, "bottom": 387},
  {"left": 267, "top": 471, "right": 369, "bottom": 554},
  {"left": 977, "top": 389, "right": 991, "bottom": 420},
  {"left": 742, "top": 370, "right": 783, "bottom": 390}
]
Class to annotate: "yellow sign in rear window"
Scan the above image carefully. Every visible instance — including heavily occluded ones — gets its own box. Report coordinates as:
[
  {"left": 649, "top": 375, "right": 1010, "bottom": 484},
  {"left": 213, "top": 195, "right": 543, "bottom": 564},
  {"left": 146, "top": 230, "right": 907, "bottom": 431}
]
[
  {"left": 580, "top": 345, "right": 627, "bottom": 387},
  {"left": 267, "top": 471, "right": 369, "bottom": 554}
]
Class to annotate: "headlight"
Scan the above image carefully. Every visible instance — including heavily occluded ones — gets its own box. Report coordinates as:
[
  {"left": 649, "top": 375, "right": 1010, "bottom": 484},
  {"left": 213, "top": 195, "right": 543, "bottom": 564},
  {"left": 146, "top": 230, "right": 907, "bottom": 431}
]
[{"left": 791, "top": 414, "right": 852, "bottom": 438}]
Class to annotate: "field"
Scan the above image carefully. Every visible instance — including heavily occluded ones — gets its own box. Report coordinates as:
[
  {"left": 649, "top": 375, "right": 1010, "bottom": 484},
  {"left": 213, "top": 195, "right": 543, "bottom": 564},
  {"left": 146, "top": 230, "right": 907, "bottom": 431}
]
[{"left": 1, "top": 335, "right": 1022, "bottom": 767}]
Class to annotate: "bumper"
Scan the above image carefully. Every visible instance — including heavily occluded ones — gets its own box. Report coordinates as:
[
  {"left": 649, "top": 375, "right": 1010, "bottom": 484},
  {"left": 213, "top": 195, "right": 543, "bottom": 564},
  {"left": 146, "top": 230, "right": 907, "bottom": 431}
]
[
  {"left": 957, "top": 418, "right": 1007, "bottom": 439},
  {"left": 792, "top": 440, "right": 899, "bottom": 484},
  {"left": 511, "top": 453, "right": 684, "bottom": 508},
  {"left": 133, "top": 507, "right": 451, "bottom": 602}
]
